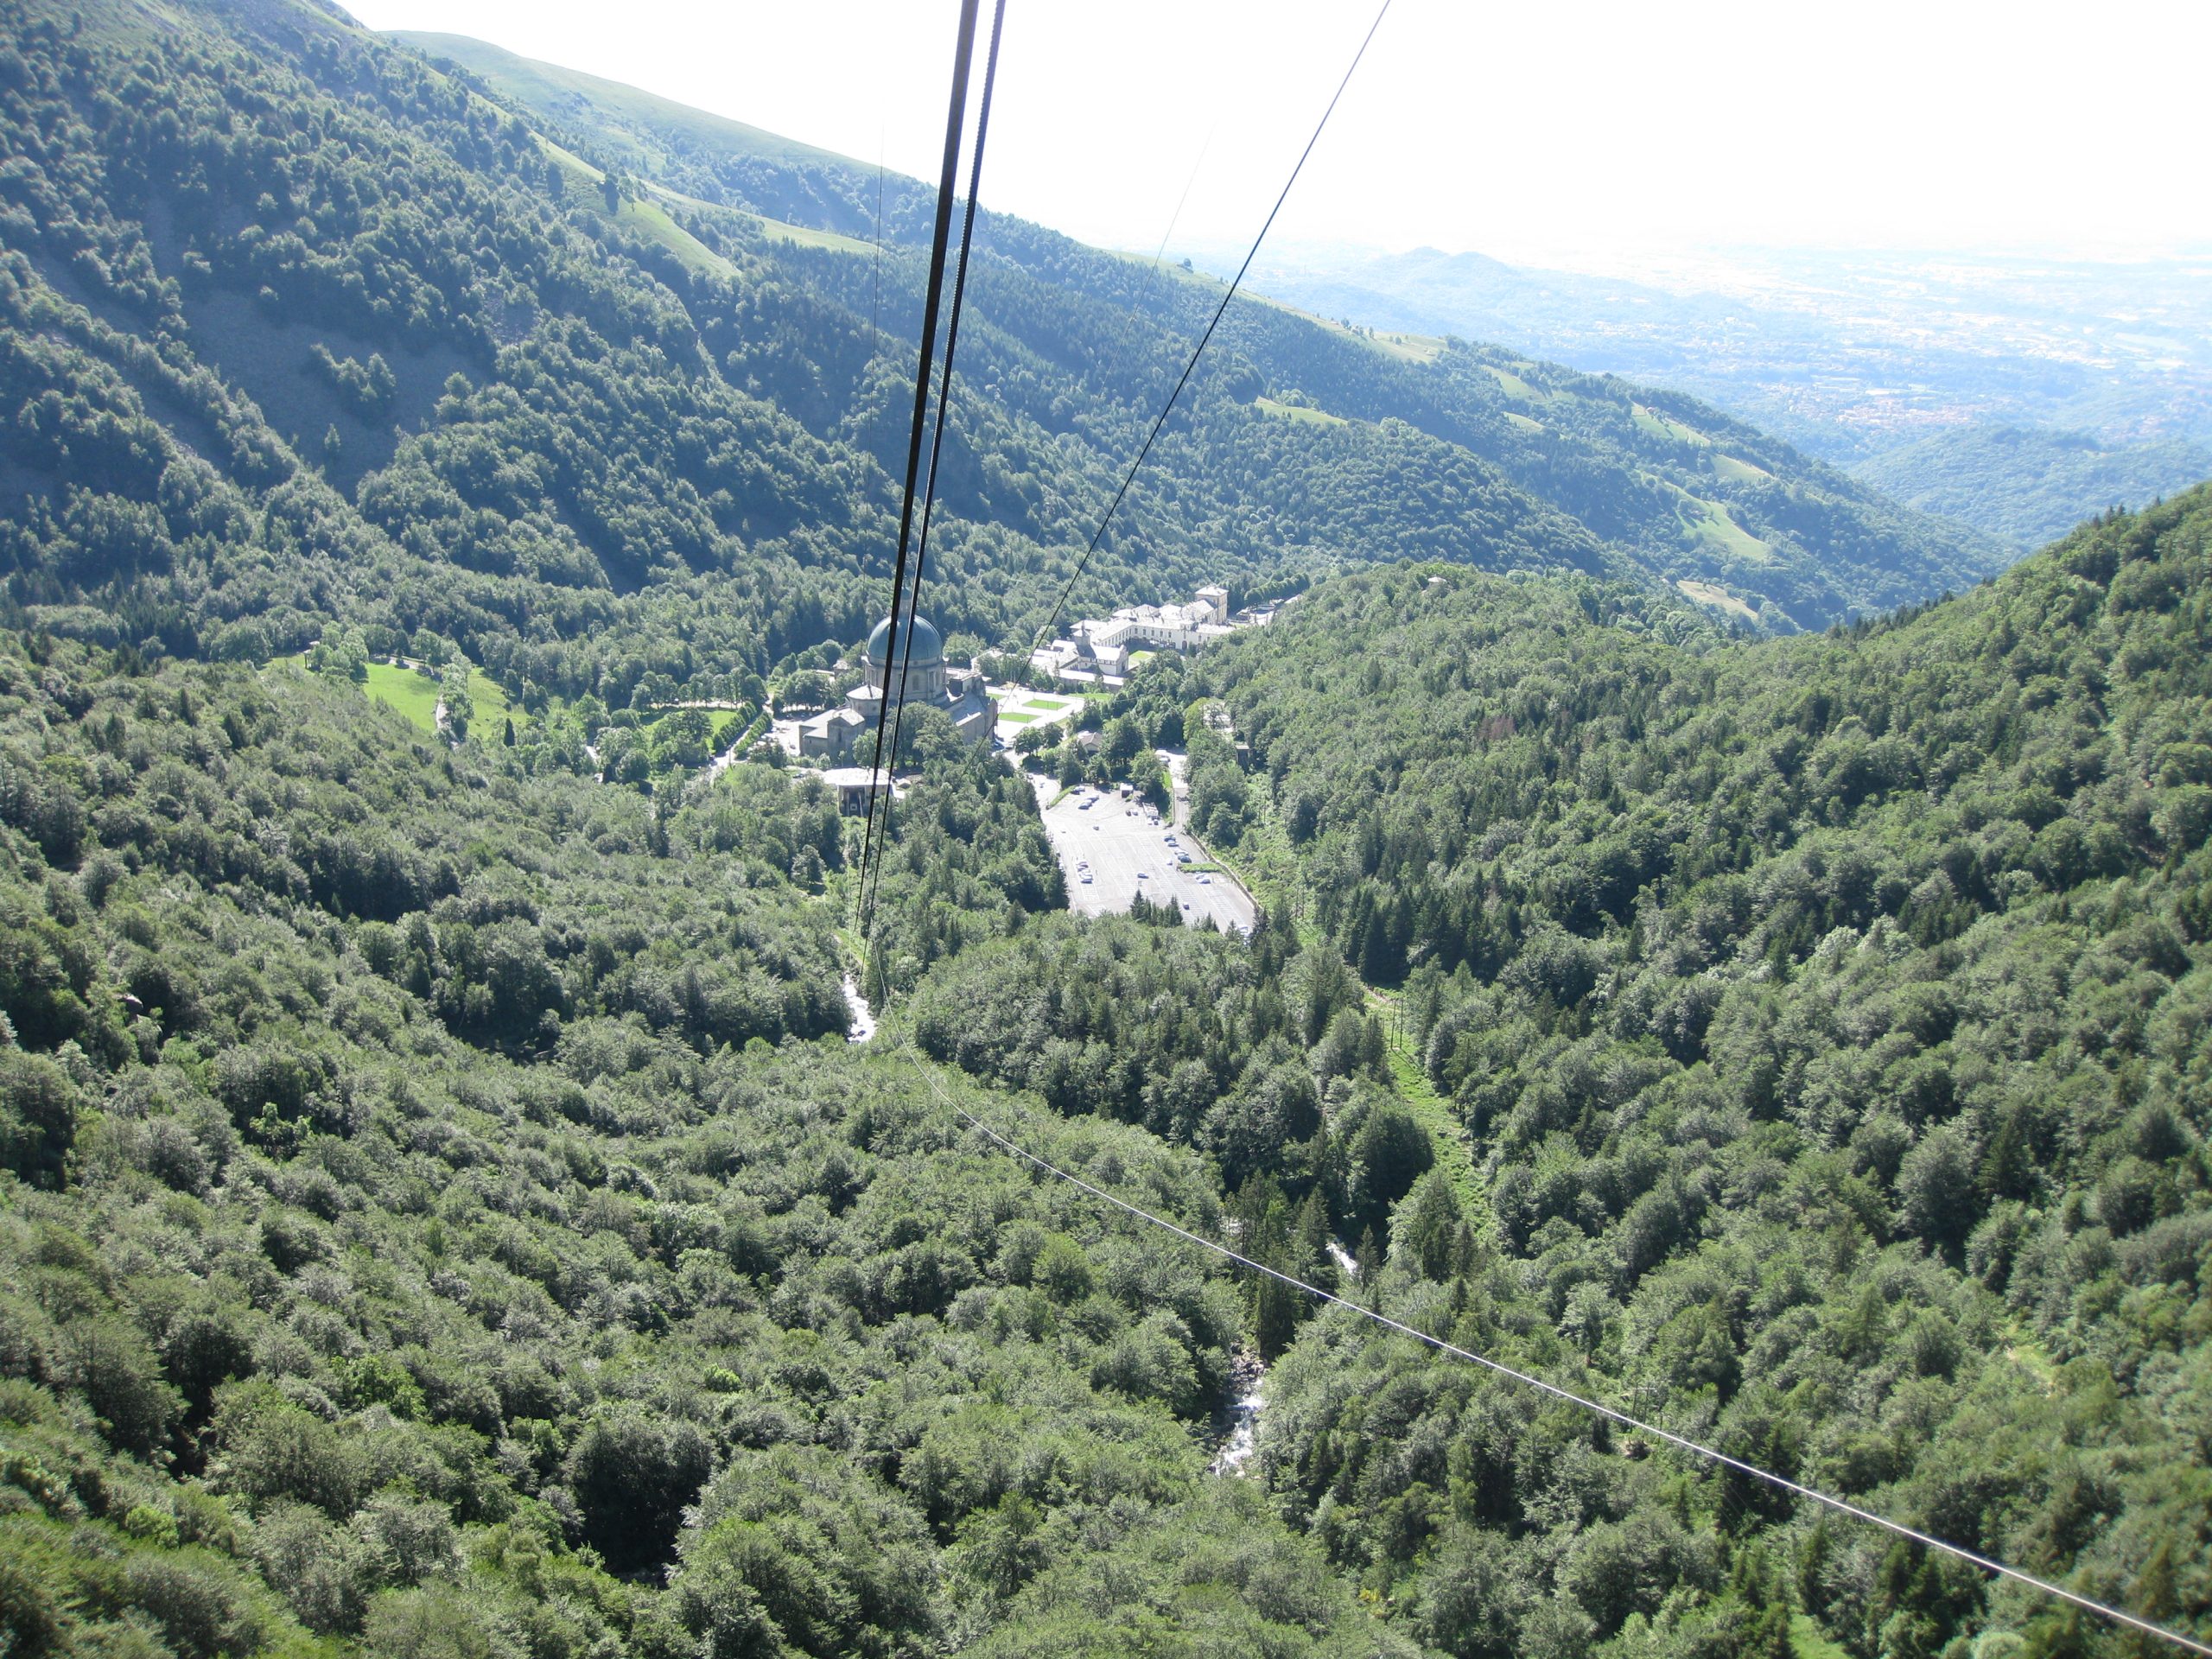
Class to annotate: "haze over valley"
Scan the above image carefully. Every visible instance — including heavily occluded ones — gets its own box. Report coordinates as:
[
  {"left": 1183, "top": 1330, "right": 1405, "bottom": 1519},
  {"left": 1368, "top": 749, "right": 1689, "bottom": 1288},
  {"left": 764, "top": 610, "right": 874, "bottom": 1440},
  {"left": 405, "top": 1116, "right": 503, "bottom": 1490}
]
[{"left": 1214, "top": 239, "right": 2212, "bottom": 551}]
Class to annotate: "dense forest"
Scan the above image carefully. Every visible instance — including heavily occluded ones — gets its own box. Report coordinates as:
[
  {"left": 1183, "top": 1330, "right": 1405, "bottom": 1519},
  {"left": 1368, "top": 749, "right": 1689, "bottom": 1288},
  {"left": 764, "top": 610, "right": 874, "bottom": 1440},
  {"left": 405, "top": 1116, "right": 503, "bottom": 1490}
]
[
  {"left": 4, "top": 0, "right": 2212, "bottom": 1656},
  {"left": 0, "top": 634, "right": 1427, "bottom": 1657},
  {"left": 1856, "top": 429, "right": 2212, "bottom": 553},
  {"left": 14, "top": 490, "right": 2212, "bottom": 1656},
  {"left": 1065, "top": 483, "right": 2209, "bottom": 1659}
]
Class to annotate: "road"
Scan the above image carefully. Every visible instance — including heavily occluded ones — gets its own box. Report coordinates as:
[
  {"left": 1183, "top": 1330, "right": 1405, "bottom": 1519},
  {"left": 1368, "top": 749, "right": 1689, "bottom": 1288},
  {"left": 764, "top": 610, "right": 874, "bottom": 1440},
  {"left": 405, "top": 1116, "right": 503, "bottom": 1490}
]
[
  {"left": 1031, "top": 774, "right": 1256, "bottom": 936},
  {"left": 1158, "top": 747, "right": 1191, "bottom": 830}
]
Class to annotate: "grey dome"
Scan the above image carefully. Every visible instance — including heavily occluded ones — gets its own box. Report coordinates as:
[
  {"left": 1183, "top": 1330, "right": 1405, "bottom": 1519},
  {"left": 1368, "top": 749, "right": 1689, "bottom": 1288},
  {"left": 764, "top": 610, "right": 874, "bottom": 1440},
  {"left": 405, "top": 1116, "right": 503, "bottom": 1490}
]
[{"left": 866, "top": 613, "right": 944, "bottom": 668}]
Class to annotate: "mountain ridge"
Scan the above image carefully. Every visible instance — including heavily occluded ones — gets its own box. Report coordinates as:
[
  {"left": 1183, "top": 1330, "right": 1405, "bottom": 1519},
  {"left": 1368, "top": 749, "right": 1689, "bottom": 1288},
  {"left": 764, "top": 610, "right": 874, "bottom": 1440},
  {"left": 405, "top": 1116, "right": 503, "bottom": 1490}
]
[{"left": 367, "top": 22, "right": 2006, "bottom": 632}]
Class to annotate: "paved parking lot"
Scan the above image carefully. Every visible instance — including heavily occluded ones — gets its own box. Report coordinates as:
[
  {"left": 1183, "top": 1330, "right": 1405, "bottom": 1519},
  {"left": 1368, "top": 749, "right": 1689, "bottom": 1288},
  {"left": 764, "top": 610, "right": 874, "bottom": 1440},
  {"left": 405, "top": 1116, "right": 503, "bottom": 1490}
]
[{"left": 1031, "top": 777, "right": 1257, "bottom": 935}]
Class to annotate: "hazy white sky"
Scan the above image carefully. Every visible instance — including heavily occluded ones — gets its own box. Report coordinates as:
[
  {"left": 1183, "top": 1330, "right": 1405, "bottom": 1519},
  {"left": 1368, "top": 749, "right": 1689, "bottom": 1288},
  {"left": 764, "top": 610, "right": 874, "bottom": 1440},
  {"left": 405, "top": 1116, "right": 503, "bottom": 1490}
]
[{"left": 343, "top": 0, "right": 2209, "bottom": 268}]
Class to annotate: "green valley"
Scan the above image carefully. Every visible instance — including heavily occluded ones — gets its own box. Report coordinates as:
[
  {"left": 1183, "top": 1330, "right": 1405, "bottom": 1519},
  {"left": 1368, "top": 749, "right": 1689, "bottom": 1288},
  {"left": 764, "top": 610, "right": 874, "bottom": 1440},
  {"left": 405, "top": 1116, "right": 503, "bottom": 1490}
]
[{"left": 2, "top": 1, "right": 2210, "bottom": 1657}]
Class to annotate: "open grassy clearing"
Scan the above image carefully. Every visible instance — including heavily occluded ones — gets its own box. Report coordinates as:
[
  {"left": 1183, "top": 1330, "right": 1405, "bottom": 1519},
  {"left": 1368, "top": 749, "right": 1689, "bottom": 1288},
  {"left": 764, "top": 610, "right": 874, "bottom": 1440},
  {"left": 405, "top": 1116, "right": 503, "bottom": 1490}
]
[
  {"left": 1364, "top": 985, "right": 1487, "bottom": 1225},
  {"left": 1255, "top": 396, "right": 1349, "bottom": 428},
  {"left": 1503, "top": 410, "right": 1545, "bottom": 435},
  {"left": 276, "top": 657, "right": 514, "bottom": 737},
  {"left": 534, "top": 137, "right": 737, "bottom": 278},
  {"left": 1681, "top": 495, "right": 1772, "bottom": 564},
  {"left": 362, "top": 662, "right": 514, "bottom": 734},
  {"left": 749, "top": 213, "right": 874, "bottom": 254},
  {"left": 1371, "top": 331, "right": 1446, "bottom": 364},
  {"left": 1711, "top": 451, "right": 1776, "bottom": 484},
  {"left": 1646, "top": 474, "right": 1774, "bottom": 565},
  {"left": 1632, "top": 402, "right": 1711, "bottom": 445},
  {"left": 361, "top": 661, "right": 440, "bottom": 730},
  {"left": 999, "top": 710, "right": 1037, "bottom": 725},
  {"left": 1480, "top": 363, "right": 1548, "bottom": 401},
  {"left": 1675, "top": 578, "right": 1761, "bottom": 623}
]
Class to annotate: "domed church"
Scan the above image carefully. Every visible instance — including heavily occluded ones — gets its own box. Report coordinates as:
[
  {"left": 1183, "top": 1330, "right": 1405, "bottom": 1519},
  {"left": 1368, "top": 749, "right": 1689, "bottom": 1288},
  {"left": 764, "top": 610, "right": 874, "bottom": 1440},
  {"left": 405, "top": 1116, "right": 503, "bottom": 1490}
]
[{"left": 797, "top": 612, "right": 994, "bottom": 762}]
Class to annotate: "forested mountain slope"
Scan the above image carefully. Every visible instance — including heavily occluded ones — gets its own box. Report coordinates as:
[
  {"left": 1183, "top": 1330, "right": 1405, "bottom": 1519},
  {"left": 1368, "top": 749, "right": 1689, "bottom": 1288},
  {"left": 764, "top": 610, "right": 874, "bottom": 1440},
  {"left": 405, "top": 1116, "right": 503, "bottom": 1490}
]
[
  {"left": 400, "top": 28, "right": 2008, "bottom": 632},
  {"left": 0, "top": 633, "right": 1422, "bottom": 1656},
  {"left": 1, "top": 0, "right": 1990, "bottom": 722},
  {"left": 1083, "top": 484, "right": 2211, "bottom": 1657},
  {"left": 6, "top": 1, "right": 2211, "bottom": 1656},
  {"left": 1857, "top": 427, "right": 2212, "bottom": 553}
]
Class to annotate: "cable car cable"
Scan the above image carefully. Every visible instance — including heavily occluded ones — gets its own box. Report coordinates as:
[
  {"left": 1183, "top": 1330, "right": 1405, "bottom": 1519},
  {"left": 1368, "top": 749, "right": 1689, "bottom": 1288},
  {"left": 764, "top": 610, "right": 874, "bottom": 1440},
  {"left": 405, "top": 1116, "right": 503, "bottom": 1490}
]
[
  {"left": 858, "top": 0, "right": 1388, "bottom": 887},
  {"left": 1032, "top": 0, "right": 1394, "bottom": 658},
  {"left": 866, "top": 0, "right": 1012, "bottom": 929},
  {"left": 855, "top": 0, "right": 985, "bottom": 927}
]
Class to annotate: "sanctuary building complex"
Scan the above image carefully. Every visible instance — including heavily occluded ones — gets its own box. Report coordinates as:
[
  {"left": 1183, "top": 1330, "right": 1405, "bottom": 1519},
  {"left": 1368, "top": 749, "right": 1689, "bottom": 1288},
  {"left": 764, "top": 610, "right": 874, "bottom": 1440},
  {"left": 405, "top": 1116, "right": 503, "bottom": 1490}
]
[
  {"left": 1031, "top": 582, "right": 1289, "bottom": 680},
  {"left": 797, "top": 613, "right": 993, "bottom": 763}
]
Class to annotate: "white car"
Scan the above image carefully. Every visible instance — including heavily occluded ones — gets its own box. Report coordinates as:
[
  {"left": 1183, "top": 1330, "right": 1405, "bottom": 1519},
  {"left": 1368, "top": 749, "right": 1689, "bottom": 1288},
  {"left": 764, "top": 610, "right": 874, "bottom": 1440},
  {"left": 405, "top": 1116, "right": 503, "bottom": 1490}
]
[
  {"left": 1081, "top": 874, "right": 1092, "bottom": 884},
  {"left": 1198, "top": 874, "right": 1211, "bottom": 884},
  {"left": 1135, "top": 871, "right": 1147, "bottom": 880}
]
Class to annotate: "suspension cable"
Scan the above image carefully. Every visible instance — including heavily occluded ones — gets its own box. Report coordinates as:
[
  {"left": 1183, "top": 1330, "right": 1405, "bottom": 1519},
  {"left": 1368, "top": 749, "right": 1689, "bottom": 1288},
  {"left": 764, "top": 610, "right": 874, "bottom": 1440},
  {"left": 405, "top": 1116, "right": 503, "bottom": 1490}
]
[
  {"left": 858, "top": 0, "right": 1391, "bottom": 921},
  {"left": 866, "top": 0, "right": 1011, "bottom": 930},
  {"left": 855, "top": 0, "right": 985, "bottom": 929},
  {"left": 1032, "top": 0, "right": 1394, "bottom": 657}
]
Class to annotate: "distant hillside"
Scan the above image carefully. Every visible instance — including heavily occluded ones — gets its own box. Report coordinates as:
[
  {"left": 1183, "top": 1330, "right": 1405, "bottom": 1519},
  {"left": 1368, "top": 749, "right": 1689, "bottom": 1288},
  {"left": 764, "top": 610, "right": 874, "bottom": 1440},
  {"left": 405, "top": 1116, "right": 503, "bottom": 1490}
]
[
  {"left": 399, "top": 30, "right": 2006, "bottom": 636},
  {"left": 0, "top": 0, "right": 2001, "bottom": 715},
  {"left": 1857, "top": 424, "right": 2212, "bottom": 550},
  {"left": 1225, "top": 241, "right": 2212, "bottom": 549}
]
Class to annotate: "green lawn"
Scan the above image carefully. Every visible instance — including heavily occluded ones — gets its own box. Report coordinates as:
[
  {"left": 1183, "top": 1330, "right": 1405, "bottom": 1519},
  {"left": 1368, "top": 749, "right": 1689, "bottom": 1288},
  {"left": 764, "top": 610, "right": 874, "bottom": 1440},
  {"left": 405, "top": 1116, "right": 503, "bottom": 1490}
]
[
  {"left": 1681, "top": 495, "right": 1772, "bottom": 564},
  {"left": 362, "top": 662, "right": 441, "bottom": 731},
  {"left": 1364, "top": 985, "right": 1486, "bottom": 1225},
  {"left": 1000, "top": 710, "right": 1037, "bottom": 725},
  {"left": 1481, "top": 364, "right": 1548, "bottom": 402},
  {"left": 1632, "top": 402, "right": 1712, "bottom": 446},
  {"left": 1255, "top": 395, "right": 1348, "bottom": 428},
  {"left": 357, "top": 661, "right": 514, "bottom": 736},
  {"left": 1711, "top": 451, "right": 1776, "bottom": 485},
  {"left": 1646, "top": 476, "right": 1773, "bottom": 565},
  {"left": 1503, "top": 410, "right": 1545, "bottom": 435},
  {"left": 1022, "top": 697, "right": 1072, "bottom": 713}
]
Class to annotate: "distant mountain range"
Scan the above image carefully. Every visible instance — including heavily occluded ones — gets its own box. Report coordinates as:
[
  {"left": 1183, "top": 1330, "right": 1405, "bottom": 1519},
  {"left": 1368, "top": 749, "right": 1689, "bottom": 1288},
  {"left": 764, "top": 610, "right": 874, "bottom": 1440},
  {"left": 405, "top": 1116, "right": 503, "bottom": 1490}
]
[
  {"left": 1205, "top": 240, "right": 2212, "bottom": 550},
  {"left": 389, "top": 29, "right": 2005, "bottom": 632}
]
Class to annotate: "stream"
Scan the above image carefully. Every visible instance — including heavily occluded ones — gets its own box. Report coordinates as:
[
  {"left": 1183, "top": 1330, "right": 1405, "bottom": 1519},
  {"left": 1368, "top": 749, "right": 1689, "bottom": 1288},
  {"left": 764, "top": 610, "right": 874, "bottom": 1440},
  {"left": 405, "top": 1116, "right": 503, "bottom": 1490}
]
[
  {"left": 842, "top": 974, "right": 876, "bottom": 1043},
  {"left": 1210, "top": 1349, "right": 1266, "bottom": 1477},
  {"left": 1209, "top": 1240, "right": 1358, "bottom": 1477}
]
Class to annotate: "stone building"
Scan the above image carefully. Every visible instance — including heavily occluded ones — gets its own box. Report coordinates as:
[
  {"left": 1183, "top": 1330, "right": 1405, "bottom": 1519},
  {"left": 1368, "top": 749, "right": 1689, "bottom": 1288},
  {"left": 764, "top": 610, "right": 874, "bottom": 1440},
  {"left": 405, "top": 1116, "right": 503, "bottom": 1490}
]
[
  {"left": 798, "top": 613, "right": 992, "bottom": 763},
  {"left": 1032, "top": 582, "right": 1242, "bottom": 679}
]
